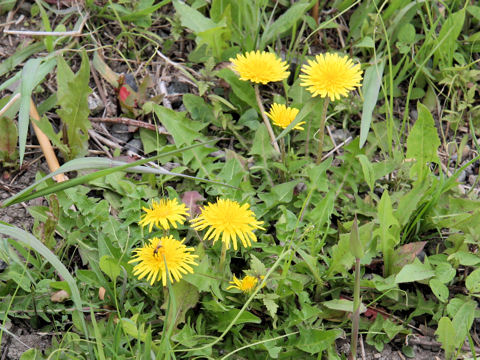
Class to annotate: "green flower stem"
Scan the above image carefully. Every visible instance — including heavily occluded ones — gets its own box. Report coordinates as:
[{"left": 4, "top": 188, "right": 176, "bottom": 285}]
[
  {"left": 219, "top": 241, "right": 227, "bottom": 271},
  {"left": 316, "top": 97, "right": 330, "bottom": 164},
  {"left": 350, "top": 257, "right": 361, "bottom": 360},
  {"left": 254, "top": 84, "right": 281, "bottom": 153}
]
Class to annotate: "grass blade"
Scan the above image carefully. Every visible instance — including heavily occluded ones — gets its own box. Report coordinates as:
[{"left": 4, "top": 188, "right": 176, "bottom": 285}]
[
  {"left": 0, "top": 223, "right": 89, "bottom": 339},
  {"left": 2, "top": 139, "right": 234, "bottom": 207},
  {"left": 359, "top": 60, "right": 385, "bottom": 148}
]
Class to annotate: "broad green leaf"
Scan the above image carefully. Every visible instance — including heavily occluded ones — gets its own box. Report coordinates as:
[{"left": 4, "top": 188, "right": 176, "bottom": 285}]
[
  {"left": 260, "top": 1, "right": 311, "bottom": 47},
  {"left": 406, "top": 102, "right": 441, "bottom": 181},
  {"left": 213, "top": 309, "right": 261, "bottom": 332},
  {"left": 163, "top": 281, "right": 199, "bottom": 328},
  {"left": 173, "top": 0, "right": 218, "bottom": 33},
  {"left": 250, "top": 124, "right": 275, "bottom": 158},
  {"left": 433, "top": 9, "right": 465, "bottom": 69},
  {"left": 153, "top": 104, "right": 204, "bottom": 146},
  {"left": 323, "top": 299, "right": 367, "bottom": 313},
  {"left": 183, "top": 94, "right": 215, "bottom": 123},
  {"left": 217, "top": 68, "right": 257, "bottom": 109},
  {"left": 359, "top": 60, "right": 385, "bottom": 148},
  {"left": 436, "top": 317, "right": 456, "bottom": 359},
  {"left": 465, "top": 268, "right": 480, "bottom": 293},
  {"left": 434, "top": 262, "right": 456, "bottom": 284},
  {"left": 429, "top": 278, "right": 448, "bottom": 303},
  {"left": 452, "top": 298, "right": 476, "bottom": 349},
  {"left": 395, "top": 258, "right": 434, "bottom": 283},
  {"left": 56, "top": 51, "right": 92, "bottom": 159},
  {"left": 448, "top": 251, "right": 480, "bottom": 266},
  {"left": 99, "top": 255, "right": 121, "bottom": 281},
  {"left": 296, "top": 329, "right": 343, "bottom": 355}
]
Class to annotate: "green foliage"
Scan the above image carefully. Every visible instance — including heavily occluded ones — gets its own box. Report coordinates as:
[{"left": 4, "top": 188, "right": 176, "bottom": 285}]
[
  {"left": 3, "top": 0, "right": 480, "bottom": 358},
  {"left": 56, "top": 51, "right": 92, "bottom": 159}
]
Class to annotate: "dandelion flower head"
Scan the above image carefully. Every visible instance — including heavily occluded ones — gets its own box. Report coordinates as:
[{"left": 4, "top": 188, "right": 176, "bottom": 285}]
[
  {"left": 266, "top": 103, "right": 305, "bottom": 130},
  {"left": 129, "top": 236, "right": 198, "bottom": 286},
  {"left": 227, "top": 275, "right": 259, "bottom": 293},
  {"left": 300, "top": 53, "right": 363, "bottom": 101},
  {"left": 230, "top": 51, "right": 290, "bottom": 85},
  {"left": 139, "top": 198, "right": 189, "bottom": 231},
  {"left": 190, "top": 198, "right": 265, "bottom": 250}
]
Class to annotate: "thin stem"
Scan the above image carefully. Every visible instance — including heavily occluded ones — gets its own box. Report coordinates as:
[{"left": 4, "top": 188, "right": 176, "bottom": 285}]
[
  {"left": 219, "top": 241, "right": 227, "bottom": 271},
  {"left": 350, "top": 257, "right": 361, "bottom": 360},
  {"left": 316, "top": 97, "right": 330, "bottom": 164},
  {"left": 254, "top": 84, "right": 280, "bottom": 153}
]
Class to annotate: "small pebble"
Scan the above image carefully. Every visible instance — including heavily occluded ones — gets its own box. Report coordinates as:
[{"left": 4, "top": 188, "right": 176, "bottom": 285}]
[
  {"left": 469, "top": 175, "right": 476, "bottom": 185},
  {"left": 88, "top": 93, "right": 104, "bottom": 115},
  {"left": 457, "top": 170, "right": 466, "bottom": 183},
  {"left": 111, "top": 124, "right": 131, "bottom": 143},
  {"left": 125, "top": 139, "right": 143, "bottom": 153}
]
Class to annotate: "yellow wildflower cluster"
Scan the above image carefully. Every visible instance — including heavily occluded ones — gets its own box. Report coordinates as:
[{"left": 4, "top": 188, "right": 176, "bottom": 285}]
[{"left": 130, "top": 197, "right": 264, "bottom": 290}]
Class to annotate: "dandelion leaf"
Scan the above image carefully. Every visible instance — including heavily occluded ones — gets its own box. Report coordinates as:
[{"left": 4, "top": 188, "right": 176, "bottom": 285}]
[
  {"left": 56, "top": 51, "right": 92, "bottom": 159},
  {"left": 406, "top": 102, "right": 440, "bottom": 181}
]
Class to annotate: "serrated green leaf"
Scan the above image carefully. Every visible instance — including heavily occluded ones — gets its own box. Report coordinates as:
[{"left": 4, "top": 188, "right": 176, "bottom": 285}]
[
  {"left": 153, "top": 104, "right": 204, "bottom": 146},
  {"left": 405, "top": 102, "right": 441, "bottom": 181},
  {"left": 262, "top": 294, "right": 279, "bottom": 318},
  {"left": 99, "top": 255, "right": 120, "bottom": 281},
  {"left": 56, "top": 51, "right": 92, "bottom": 159},
  {"left": 375, "top": 190, "right": 399, "bottom": 276},
  {"left": 250, "top": 254, "right": 266, "bottom": 276}
]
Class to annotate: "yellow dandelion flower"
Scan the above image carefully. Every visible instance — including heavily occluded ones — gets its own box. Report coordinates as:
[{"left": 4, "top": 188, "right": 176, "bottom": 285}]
[
  {"left": 190, "top": 198, "right": 264, "bottom": 250},
  {"left": 129, "top": 236, "right": 198, "bottom": 286},
  {"left": 227, "top": 275, "right": 259, "bottom": 293},
  {"left": 230, "top": 51, "right": 290, "bottom": 85},
  {"left": 266, "top": 103, "right": 305, "bottom": 130},
  {"left": 300, "top": 53, "right": 363, "bottom": 101},
  {"left": 139, "top": 198, "right": 189, "bottom": 232}
]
